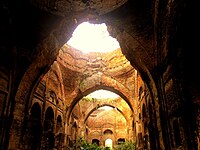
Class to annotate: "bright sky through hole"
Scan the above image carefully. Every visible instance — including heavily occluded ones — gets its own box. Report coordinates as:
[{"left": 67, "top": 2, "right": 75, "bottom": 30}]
[
  {"left": 67, "top": 22, "right": 120, "bottom": 53},
  {"left": 86, "top": 89, "right": 119, "bottom": 99}
]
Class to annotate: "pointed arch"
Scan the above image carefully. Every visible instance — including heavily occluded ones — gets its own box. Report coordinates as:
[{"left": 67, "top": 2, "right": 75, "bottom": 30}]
[
  {"left": 67, "top": 84, "right": 134, "bottom": 124},
  {"left": 84, "top": 104, "right": 129, "bottom": 124}
]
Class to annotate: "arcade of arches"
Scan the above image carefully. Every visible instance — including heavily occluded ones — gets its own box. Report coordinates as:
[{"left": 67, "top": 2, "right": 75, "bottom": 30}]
[{"left": 0, "top": 0, "right": 199, "bottom": 150}]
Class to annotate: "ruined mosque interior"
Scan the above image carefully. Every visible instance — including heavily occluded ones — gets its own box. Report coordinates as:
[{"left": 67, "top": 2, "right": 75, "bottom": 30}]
[{"left": 0, "top": 0, "right": 199, "bottom": 149}]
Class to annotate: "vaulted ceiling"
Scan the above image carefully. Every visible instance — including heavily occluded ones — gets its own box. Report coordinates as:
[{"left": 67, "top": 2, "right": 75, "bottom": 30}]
[
  {"left": 45, "top": 44, "right": 137, "bottom": 125},
  {"left": 3, "top": 0, "right": 196, "bottom": 125},
  {"left": 1, "top": 0, "right": 198, "bottom": 132}
]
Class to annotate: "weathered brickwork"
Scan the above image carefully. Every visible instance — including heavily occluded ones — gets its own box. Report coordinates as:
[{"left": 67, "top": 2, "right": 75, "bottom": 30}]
[{"left": 0, "top": 0, "right": 199, "bottom": 150}]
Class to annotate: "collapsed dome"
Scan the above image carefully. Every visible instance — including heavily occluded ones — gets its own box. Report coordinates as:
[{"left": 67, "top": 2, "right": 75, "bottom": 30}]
[{"left": 67, "top": 22, "right": 120, "bottom": 53}]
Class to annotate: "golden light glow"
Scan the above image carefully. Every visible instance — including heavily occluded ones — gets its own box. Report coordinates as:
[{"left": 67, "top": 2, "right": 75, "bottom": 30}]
[
  {"left": 99, "top": 106, "right": 113, "bottom": 111},
  {"left": 105, "top": 138, "right": 113, "bottom": 149},
  {"left": 67, "top": 22, "right": 120, "bottom": 53},
  {"left": 86, "top": 89, "right": 119, "bottom": 99}
]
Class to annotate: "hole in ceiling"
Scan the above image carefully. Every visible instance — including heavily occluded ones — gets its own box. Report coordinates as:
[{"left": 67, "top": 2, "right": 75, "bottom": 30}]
[{"left": 67, "top": 22, "right": 120, "bottom": 53}]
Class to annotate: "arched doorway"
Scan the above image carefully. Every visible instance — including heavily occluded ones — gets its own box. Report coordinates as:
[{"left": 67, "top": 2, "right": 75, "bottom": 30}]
[
  {"left": 117, "top": 138, "right": 125, "bottom": 145},
  {"left": 55, "top": 115, "right": 63, "bottom": 149},
  {"left": 27, "top": 102, "right": 42, "bottom": 150},
  {"left": 92, "top": 139, "right": 100, "bottom": 146},
  {"left": 105, "top": 138, "right": 113, "bottom": 149},
  {"left": 42, "top": 107, "right": 55, "bottom": 149}
]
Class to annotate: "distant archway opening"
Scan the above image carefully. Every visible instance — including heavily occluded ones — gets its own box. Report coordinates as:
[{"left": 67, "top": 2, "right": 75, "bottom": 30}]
[
  {"left": 105, "top": 138, "right": 113, "bottom": 149},
  {"left": 42, "top": 107, "right": 55, "bottom": 149},
  {"left": 68, "top": 85, "right": 134, "bottom": 125},
  {"left": 27, "top": 103, "right": 42, "bottom": 150}
]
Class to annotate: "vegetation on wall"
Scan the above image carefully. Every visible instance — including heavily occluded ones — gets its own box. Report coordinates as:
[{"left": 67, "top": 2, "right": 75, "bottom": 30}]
[
  {"left": 68, "top": 138, "right": 136, "bottom": 150},
  {"left": 82, "top": 96, "right": 95, "bottom": 102},
  {"left": 115, "top": 141, "right": 136, "bottom": 150},
  {"left": 68, "top": 137, "right": 111, "bottom": 150}
]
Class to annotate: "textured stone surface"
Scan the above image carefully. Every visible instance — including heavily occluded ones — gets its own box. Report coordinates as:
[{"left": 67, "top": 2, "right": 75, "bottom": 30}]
[
  {"left": 0, "top": 0, "right": 199, "bottom": 149},
  {"left": 29, "top": 0, "right": 128, "bottom": 16}
]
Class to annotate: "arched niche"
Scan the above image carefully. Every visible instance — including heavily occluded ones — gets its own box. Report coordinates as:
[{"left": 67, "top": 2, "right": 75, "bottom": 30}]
[
  {"left": 31, "top": 102, "right": 41, "bottom": 119},
  {"left": 56, "top": 115, "right": 62, "bottom": 133},
  {"left": 92, "top": 139, "right": 100, "bottom": 146},
  {"left": 55, "top": 115, "right": 63, "bottom": 149},
  {"left": 44, "top": 106, "right": 55, "bottom": 131},
  {"left": 26, "top": 102, "right": 42, "bottom": 150},
  {"left": 55, "top": 115, "right": 64, "bottom": 149},
  {"left": 117, "top": 138, "right": 125, "bottom": 145},
  {"left": 104, "top": 129, "right": 113, "bottom": 135},
  {"left": 42, "top": 106, "right": 55, "bottom": 149}
]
